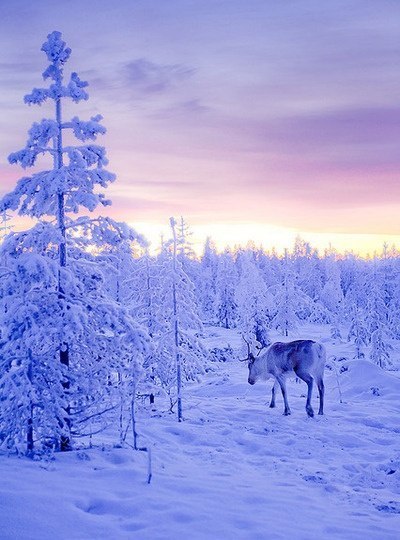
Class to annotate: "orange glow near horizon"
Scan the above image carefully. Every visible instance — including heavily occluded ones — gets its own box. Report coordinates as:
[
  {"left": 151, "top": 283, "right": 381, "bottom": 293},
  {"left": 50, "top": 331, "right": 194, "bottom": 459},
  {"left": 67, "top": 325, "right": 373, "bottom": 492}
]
[
  {"left": 130, "top": 221, "right": 400, "bottom": 258},
  {"left": 2, "top": 214, "right": 399, "bottom": 258},
  {"left": 1, "top": 4, "right": 400, "bottom": 259}
]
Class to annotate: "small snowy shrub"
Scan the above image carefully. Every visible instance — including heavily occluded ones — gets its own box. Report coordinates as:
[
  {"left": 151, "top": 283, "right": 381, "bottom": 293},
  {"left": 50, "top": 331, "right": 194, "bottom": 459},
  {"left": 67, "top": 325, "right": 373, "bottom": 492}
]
[{"left": 209, "top": 344, "right": 236, "bottom": 363}]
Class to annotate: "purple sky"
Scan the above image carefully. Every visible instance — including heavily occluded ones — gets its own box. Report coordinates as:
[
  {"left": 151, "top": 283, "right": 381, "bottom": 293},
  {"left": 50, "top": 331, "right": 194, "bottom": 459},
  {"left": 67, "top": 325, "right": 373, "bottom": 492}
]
[{"left": 1, "top": 0, "right": 399, "bottom": 251}]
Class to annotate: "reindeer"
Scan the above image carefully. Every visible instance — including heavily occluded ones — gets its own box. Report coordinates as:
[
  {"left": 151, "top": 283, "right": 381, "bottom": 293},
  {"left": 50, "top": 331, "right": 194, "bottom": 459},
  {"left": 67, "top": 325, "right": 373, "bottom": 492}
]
[{"left": 240, "top": 339, "right": 326, "bottom": 417}]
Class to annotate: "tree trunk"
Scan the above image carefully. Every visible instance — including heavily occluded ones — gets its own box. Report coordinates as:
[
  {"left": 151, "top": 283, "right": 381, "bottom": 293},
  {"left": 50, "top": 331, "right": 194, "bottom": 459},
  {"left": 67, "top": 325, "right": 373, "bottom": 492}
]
[
  {"left": 55, "top": 95, "right": 71, "bottom": 451},
  {"left": 26, "top": 351, "right": 34, "bottom": 456}
]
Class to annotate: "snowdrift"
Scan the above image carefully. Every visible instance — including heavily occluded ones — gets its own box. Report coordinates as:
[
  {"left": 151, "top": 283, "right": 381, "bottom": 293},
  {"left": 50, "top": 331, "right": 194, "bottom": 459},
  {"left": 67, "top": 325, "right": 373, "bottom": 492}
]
[{"left": 336, "top": 359, "right": 400, "bottom": 401}]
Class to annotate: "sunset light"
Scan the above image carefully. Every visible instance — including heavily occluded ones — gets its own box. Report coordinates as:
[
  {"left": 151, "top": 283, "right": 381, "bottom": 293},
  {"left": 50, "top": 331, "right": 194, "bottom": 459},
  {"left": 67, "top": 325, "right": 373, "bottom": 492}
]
[
  {"left": 1, "top": 1, "right": 399, "bottom": 253},
  {"left": 132, "top": 220, "right": 400, "bottom": 257}
]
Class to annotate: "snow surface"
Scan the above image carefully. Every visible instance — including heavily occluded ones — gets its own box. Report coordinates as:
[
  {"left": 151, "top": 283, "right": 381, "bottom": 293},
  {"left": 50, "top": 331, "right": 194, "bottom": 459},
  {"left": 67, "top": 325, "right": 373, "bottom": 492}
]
[{"left": 1, "top": 325, "right": 400, "bottom": 540}]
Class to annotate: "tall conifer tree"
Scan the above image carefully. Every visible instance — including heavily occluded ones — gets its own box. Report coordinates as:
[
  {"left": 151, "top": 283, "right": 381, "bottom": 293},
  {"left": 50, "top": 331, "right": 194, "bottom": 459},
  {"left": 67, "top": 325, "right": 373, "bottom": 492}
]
[{"left": 0, "top": 32, "right": 147, "bottom": 454}]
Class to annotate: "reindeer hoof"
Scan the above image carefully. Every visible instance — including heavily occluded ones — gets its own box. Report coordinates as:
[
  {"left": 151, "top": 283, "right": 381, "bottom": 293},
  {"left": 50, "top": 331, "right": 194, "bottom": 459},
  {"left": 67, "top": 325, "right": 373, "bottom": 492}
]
[
  {"left": 318, "top": 411, "right": 324, "bottom": 416},
  {"left": 307, "top": 408, "right": 314, "bottom": 418},
  {"left": 283, "top": 410, "right": 291, "bottom": 416},
  {"left": 269, "top": 403, "right": 275, "bottom": 408}
]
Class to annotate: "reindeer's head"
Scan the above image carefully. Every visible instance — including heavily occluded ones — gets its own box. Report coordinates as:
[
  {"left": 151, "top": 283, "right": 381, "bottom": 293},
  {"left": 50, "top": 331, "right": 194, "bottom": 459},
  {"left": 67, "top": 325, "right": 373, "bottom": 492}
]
[
  {"left": 239, "top": 337, "right": 263, "bottom": 385},
  {"left": 248, "top": 353, "right": 263, "bottom": 385}
]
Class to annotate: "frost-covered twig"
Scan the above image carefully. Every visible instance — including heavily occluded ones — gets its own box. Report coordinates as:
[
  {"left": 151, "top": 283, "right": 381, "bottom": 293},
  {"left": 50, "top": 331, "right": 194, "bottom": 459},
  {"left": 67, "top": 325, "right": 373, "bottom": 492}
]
[{"left": 71, "top": 404, "right": 117, "bottom": 425}]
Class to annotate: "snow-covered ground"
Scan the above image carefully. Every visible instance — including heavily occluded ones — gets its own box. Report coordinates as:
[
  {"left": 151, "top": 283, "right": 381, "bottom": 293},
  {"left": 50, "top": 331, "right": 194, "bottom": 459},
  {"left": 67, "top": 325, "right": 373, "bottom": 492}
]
[{"left": 1, "top": 326, "right": 400, "bottom": 539}]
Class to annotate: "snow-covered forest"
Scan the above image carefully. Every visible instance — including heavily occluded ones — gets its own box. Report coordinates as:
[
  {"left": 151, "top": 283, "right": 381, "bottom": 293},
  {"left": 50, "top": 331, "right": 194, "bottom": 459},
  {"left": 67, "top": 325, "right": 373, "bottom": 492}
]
[{"left": 1, "top": 32, "right": 399, "bottom": 540}]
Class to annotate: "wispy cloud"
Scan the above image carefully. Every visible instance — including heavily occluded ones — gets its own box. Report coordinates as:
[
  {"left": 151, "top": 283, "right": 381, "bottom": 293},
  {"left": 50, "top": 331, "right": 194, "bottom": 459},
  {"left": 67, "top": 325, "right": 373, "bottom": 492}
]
[
  {"left": 152, "top": 99, "right": 210, "bottom": 119},
  {"left": 124, "top": 58, "right": 195, "bottom": 95}
]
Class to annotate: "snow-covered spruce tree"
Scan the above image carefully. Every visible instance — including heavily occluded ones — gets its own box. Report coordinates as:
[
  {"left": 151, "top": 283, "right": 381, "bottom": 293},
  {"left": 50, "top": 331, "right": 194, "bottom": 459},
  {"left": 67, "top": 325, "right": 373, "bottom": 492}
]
[
  {"left": 151, "top": 219, "right": 206, "bottom": 420},
  {"left": 78, "top": 221, "right": 149, "bottom": 442},
  {"left": 291, "top": 237, "right": 323, "bottom": 307},
  {"left": 94, "top": 221, "right": 147, "bottom": 304},
  {"left": 199, "top": 236, "right": 219, "bottom": 323},
  {"left": 342, "top": 256, "right": 369, "bottom": 358},
  {"left": 0, "top": 239, "right": 67, "bottom": 455},
  {"left": 175, "top": 217, "right": 203, "bottom": 312},
  {"left": 387, "top": 261, "right": 400, "bottom": 340},
  {"left": 347, "top": 304, "right": 368, "bottom": 359},
  {"left": 370, "top": 328, "right": 391, "bottom": 369},
  {"left": 0, "top": 225, "right": 148, "bottom": 454},
  {"left": 214, "top": 250, "right": 239, "bottom": 329},
  {"left": 366, "top": 260, "right": 389, "bottom": 335},
  {"left": 380, "top": 243, "right": 398, "bottom": 304},
  {"left": 320, "top": 254, "right": 344, "bottom": 335},
  {"left": 289, "top": 241, "right": 330, "bottom": 324},
  {"left": 125, "top": 249, "right": 162, "bottom": 409},
  {"left": 271, "top": 250, "right": 309, "bottom": 336},
  {"left": 0, "top": 32, "right": 147, "bottom": 454},
  {"left": 341, "top": 255, "right": 370, "bottom": 322},
  {"left": 380, "top": 245, "right": 400, "bottom": 339},
  {"left": 235, "top": 250, "right": 271, "bottom": 348},
  {"left": 366, "top": 260, "right": 392, "bottom": 368}
]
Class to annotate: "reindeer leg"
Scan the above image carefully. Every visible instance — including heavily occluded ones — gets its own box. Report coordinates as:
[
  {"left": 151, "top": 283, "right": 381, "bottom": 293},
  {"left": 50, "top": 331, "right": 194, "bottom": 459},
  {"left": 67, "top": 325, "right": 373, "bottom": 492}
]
[
  {"left": 269, "top": 381, "right": 277, "bottom": 408},
  {"left": 277, "top": 376, "right": 291, "bottom": 415},
  {"left": 295, "top": 370, "right": 314, "bottom": 417},
  {"left": 317, "top": 378, "right": 324, "bottom": 415}
]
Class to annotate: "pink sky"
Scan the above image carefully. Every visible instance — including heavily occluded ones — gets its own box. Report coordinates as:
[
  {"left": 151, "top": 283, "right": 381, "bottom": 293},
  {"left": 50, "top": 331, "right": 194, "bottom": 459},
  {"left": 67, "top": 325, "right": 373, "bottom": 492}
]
[{"left": 1, "top": 0, "right": 399, "bottom": 253}]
